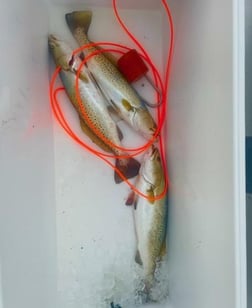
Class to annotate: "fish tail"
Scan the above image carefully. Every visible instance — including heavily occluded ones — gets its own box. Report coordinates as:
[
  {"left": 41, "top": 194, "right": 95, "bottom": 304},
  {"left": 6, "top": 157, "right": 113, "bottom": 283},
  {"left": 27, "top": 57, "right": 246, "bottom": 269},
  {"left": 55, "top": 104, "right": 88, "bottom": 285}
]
[
  {"left": 144, "top": 276, "right": 154, "bottom": 293},
  {"left": 65, "top": 11, "right": 93, "bottom": 36},
  {"left": 142, "top": 266, "right": 156, "bottom": 296},
  {"left": 136, "top": 278, "right": 153, "bottom": 304},
  {"left": 114, "top": 157, "right": 140, "bottom": 184}
]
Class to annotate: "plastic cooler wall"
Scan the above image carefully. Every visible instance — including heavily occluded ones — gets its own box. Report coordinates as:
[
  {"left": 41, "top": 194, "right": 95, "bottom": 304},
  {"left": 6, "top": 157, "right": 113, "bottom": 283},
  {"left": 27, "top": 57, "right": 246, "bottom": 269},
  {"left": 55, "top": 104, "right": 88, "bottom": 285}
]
[
  {"left": 0, "top": 1, "right": 57, "bottom": 308},
  {"left": 167, "top": 0, "right": 244, "bottom": 308}
]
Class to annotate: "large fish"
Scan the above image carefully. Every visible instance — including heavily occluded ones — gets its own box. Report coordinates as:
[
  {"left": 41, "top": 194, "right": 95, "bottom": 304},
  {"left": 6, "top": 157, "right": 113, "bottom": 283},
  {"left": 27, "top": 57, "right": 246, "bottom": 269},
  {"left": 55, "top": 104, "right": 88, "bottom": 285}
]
[
  {"left": 65, "top": 11, "right": 157, "bottom": 140},
  {"left": 126, "top": 146, "right": 168, "bottom": 295},
  {"left": 48, "top": 35, "right": 140, "bottom": 183}
]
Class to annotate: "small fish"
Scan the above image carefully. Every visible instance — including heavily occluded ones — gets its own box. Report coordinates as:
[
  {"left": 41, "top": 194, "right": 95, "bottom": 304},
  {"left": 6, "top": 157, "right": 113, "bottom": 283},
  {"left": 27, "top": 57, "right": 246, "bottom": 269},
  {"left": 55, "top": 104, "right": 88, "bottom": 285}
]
[
  {"left": 126, "top": 146, "right": 168, "bottom": 294},
  {"left": 48, "top": 35, "right": 140, "bottom": 183},
  {"left": 65, "top": 11, "right": 157, "bottom": 140}
]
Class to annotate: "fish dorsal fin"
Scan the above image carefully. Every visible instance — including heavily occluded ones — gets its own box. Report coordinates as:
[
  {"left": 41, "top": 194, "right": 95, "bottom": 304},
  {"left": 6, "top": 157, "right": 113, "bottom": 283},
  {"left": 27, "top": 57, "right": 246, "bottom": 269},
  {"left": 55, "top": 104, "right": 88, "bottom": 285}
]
[
  {"left": 125, "top": 190, "right": 138, "bottom": 209},
  {"left": 135, "top": 250, "right": 143, "bottom": 265},
  {"left": 122, "top": 99, "right": 133, "bottom": 111}
]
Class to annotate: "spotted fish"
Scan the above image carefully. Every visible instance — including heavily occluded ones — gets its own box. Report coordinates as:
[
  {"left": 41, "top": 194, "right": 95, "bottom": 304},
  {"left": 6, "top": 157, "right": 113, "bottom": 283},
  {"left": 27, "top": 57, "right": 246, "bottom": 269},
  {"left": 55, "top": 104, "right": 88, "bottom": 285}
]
[
  {"left": 126, "top": 145, "right": 168, "bottom": 294},
  {"left": 48, "top": 34, "right": 140, "bottom": 183},
  {"left": 65, "top": 11, "right": 157, "bottom": 140}
]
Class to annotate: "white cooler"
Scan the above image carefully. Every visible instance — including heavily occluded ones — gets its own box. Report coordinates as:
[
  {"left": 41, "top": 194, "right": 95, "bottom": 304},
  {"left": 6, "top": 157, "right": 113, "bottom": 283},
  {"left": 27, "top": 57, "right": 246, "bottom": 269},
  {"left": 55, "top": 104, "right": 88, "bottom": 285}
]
[{"left": 0, "top": 0, "right": 246, "bottom": 308}]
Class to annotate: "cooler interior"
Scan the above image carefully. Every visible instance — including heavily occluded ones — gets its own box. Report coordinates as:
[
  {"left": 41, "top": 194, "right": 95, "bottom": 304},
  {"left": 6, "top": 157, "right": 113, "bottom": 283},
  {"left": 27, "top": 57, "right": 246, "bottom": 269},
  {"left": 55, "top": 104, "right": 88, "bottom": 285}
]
[{"left": 0, "top": 0, "right": 246, "bottom": 308}]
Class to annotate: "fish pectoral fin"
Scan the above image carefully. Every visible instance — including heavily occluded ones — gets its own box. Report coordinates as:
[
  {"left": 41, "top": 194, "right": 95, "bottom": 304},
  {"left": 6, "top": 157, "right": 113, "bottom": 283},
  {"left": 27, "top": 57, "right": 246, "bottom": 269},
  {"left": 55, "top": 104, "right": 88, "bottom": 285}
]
[
  {"left": 134, "top": 198, "right": 139, "bottom": 209},
  {"left": 107, "top": 106, "right": 122, "bottom": 123},
  {"left": 147, "top": 187, "right": 155, "bottom": 204},
  {"left": 108, "top": 99, "right": 121, "bottom": 112},
  {"left": 135, "top": 249, "right": 143, "bottom": 266},
  {"left": 116, "top": 125, "right": 124, "bottom": 141},
  {"left": 159, "top": 240, "right": 167, "bottom": 259},
  {"left": 125, "top": 190, "right": 139, "bottom": 209},
  {"left": 125, "top": 191, "right": 135, "bottom": 206},
  {"left": 122, "top": 99, "right": 134, "bottom": 111}
]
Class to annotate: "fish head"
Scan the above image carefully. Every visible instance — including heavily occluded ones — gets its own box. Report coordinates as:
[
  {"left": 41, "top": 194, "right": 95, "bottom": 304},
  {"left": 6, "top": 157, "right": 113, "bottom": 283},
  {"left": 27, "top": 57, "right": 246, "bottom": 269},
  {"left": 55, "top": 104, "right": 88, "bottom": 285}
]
[
  {"left": 133, "top": 107, "right": 157, "bottom": 140},
  {"left": 48, "top": 34, "right": 74, "bottom": 70},
  {"left": 141, "top": 145, "right": 163, "bottom": 186}
]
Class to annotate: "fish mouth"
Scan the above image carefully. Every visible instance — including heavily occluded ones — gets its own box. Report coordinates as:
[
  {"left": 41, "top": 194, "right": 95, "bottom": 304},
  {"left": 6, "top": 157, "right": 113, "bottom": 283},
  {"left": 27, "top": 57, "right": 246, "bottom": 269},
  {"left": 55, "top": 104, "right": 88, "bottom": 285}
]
[{"left": 48, "top": 34, "right": 73, "bottom": 68}]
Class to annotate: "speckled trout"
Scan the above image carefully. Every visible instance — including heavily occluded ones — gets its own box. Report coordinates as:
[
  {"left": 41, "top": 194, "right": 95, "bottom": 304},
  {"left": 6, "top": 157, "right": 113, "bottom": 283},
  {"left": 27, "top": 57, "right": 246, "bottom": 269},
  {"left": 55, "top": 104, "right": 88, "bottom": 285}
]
[
  {"left": 65, "top": 11, "right": 157, "bottom": 140},
  {"left": 48, "top": 35, "right": 140, "bottom": 183},
  {"left": 126, "top": 146, "right": 168, "bottom": 293}
]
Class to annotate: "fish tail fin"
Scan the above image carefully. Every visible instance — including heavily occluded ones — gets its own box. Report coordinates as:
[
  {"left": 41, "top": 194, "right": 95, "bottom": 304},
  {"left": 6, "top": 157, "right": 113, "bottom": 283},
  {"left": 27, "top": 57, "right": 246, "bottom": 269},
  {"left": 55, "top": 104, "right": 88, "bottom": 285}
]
[
  {"left": 143, "top": 276, "right": 155, "bottom": 301},
  {"left": 114, "top": 157, "right": 140, "bottom": 184},
  {"left": 136, "top": 278, "right": 154, "bottom": 304},
  {"left": 65, "top": 11, "right": 93, "bottom": 36}
]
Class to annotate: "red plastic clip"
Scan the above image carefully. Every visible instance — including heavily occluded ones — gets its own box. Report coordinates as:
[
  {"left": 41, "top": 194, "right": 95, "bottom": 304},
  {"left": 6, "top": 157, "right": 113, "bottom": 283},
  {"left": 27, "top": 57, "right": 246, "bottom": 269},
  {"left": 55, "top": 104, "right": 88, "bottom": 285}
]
[{"left": 117, "top": 49, "right": 162, "bottom": 108}]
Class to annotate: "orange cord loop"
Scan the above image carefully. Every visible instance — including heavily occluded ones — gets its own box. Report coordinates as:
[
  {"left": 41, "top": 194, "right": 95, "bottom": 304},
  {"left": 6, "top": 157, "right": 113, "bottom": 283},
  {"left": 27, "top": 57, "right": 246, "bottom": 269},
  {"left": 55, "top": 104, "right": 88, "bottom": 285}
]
[
  {"left": 49, "top": 0, "right": 174, "bottom": 201},
  {"left": 74, "top": 46, "right": 165, "bottom": 153}
]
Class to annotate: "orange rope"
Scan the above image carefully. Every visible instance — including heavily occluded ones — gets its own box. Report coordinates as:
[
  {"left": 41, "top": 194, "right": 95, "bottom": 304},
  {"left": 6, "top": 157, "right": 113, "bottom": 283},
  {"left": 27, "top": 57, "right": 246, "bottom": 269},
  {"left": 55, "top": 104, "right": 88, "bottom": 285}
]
[{"left": 49, "top": 0, "right": 174, "bottom": 201}]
